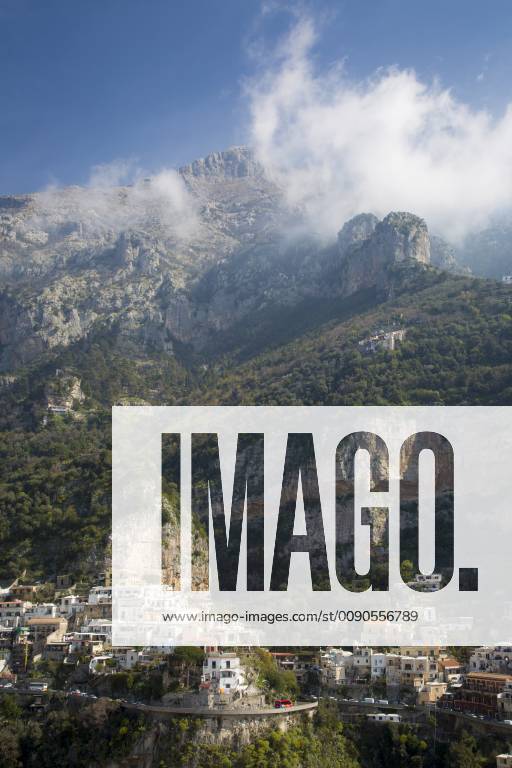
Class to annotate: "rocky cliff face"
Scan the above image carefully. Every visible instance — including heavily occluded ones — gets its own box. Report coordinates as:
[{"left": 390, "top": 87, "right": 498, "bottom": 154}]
[
  {"left": 334, "top": 211, "right": 430, "bottom": 298},
  {"left": 430, "top": 235, "right": 470, "bottom": 275},
  {"left": 0, "top": 148, "right": 454, "bottom": 370}
]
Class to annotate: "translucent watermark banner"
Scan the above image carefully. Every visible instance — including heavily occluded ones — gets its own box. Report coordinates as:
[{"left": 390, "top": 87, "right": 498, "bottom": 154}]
[{"left": 112, "top": 406, "right": 512, "bottom": 646}]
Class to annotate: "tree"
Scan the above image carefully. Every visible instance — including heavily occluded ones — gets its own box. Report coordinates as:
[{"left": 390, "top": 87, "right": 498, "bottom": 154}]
[
  {"left": 400, "top": 560, "right": 415, "bottom": 583},
  {"left": 0, "top": 724, "right": 21, "bottom": 768},
  {"left": 446, "top": 731, "right": 485, "bottom": 768},
  {"left": 0, "top": 694, "right": 22, "bottom": 722}
]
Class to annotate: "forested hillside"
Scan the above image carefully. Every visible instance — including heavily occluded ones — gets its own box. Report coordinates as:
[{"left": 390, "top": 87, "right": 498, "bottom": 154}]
[{"left": 0, "top": 268, "right": 511, "bottom": 581}]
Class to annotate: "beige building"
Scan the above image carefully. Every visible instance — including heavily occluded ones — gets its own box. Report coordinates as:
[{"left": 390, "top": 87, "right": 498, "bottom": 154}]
[
  {"left": 321, "top": 663, "right": 347, "bottom": 689},
  {"left": 385, "top": 654, "right": 402, "bottom": 686},
  {"left": 417, "top": 681, "right": 447, "bottom": 705},
  {"left": 439, "top": 657, "right": 463, "bottom": 682},
  {"left": 352, "top": 647, "right": 372, "bottom": 678},
  {"left": 497, "top": 756, "right": 512, "bottom": 768},
  {"left": 10, "top": 585, "right": 38, "bottom": 601},
  {"left": 391, "top": 646, "right": 442, "bottom": 659},
  {"left": 400, "top": 656, "right": 439, "bottom": 689},
  {"left": 27, "top": 617, "right": 67, "bottom": 643}
]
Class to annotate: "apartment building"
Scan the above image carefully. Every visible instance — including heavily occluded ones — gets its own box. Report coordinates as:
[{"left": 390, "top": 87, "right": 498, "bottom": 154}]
[
  {"left": 470, "top": 646, "right": 512, "bottom": 674},
  {"left": 371, "top": 653, "right": 387, "bottom": 679},
  {"left": 59, "top": 595, "right": 83, "bottom": 616},
  {"left": 25, "top": 603, "right": 57, "bottom": 618},
  {"left": 385, "top": 655, "right": 402, "bottom": 686},
  {"left": 451, "top": 673, "right": 512, "bottom": 717},
  {"left": 400, "top": 656, "right": 439, "bottom": 689},
  {"left": 202, "top": 652, "right": 245, "bottom": 693},
  {"left": 88, "top": 587, "right": 112, "bottom": 605},
  {"left": 498, "top": 680, "right": 512, "bottom": 718},
  {"left": 9, "top": 584, "right": 38, "bottom": 601},
  {"left": 352, "top": 647, "right": 372, "bottom": 678},
  {"left": 390, "top": 646, "right": 442, "bottom": 659},
  {"left": 417, "top": 681, "right": 448, "bottom": 705},
  {"left": 439, "top": 657, "right": 463, "bottom": 682},
  {"left": 27, "top": 617, "right": 68, "bottom": 643},
  {"left": 0, "top": 600, "right": 30, "bottom": 627}
]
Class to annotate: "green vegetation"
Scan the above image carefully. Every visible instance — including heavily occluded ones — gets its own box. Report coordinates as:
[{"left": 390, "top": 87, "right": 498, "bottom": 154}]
[
  {"left": 1, "top": 697, "right": 507, "bottom": 768},
  {"left": 1, "top": 272, "right": 512, "bottom": 581},
  {"left": 0, "top": 700, "right": 146, "bottom": 768},
  {"left": 251, "top": 648, "right": 300, "bottom": 698},
  {"left": 151, "top": 709, "right": 360, "bottom": 768},
  {"left": 198, "top": 274, "right": 512, "bottom": 406}
]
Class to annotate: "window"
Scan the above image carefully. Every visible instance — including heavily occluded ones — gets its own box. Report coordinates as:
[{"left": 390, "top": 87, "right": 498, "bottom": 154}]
[{"left": 211, "top": 661, "right": 216, "bottom": 669}]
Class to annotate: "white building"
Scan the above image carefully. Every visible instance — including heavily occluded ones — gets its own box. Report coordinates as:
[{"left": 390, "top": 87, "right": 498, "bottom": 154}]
[
  {"left": 498, "top": 680, "right": 512, "bottom": 718},
  {"left": 25, "top": 603, "right": 57, "bottom": 618},
  {"left": 502, "top": 275, "right": 512, "bottom": 285},
  {"left": 202, "top": 652, "right": 246, "bottom": 693},
  {"left": 82, "top": 619, "right": 112, "bottom": 640},
  {"left": 329, "top": 649, "right": 353, "bottom": 667},
  {"left": 60, "top": 595, "right": 82, "bottom": 615},
  {"left": 371, "top": 653, "right": 387, "bottom": 679},
  {"left": 88, "top": 587, "right": 112, "bottom": 605},
  {"left": 409, "top": 573, "right": 442, "bottom": 592},
  {"left": 359, "top": 329, "right": 406, "bottom": 353},
  {"left": 320, "top": 648, "right": 353, "bottom": 688},
  {"left": 470, "top": 645, "right": 512, "bottom": 674},
  {"left": 497, "top": 756, "right": 512, "bottom": 768},
  {"left": 89, "top": 655, "right": 114, "bottom": 674},
  {"left": 0, "top": 600, "right": 30, "bottom": 627},
  {"left": 113, "top": 649, "right": 141, "bottom": 670}
]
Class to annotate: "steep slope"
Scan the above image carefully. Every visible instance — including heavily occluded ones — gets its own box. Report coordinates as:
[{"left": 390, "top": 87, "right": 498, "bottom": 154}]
[
  {"left": 0, "top": 148, "right": 285, "bottom": 368},
  {"left": 1, "top": 268, "right": 512, "bottom": 580},
  {"left": 0, "top": 146, "right": 454, "bottom": 370}
]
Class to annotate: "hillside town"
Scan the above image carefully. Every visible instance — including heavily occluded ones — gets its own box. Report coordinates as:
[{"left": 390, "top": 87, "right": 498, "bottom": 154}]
[{"left": 1, "top": 574, "right": 512, "bottom": 765}]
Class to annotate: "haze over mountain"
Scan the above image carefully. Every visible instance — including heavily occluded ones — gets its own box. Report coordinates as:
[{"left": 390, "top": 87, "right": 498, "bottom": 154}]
[{"left": 1, "top": 145, "right": 498, "bottom": 372}]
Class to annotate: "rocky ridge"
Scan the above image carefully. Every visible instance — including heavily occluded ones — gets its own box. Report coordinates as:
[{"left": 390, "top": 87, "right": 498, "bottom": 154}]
[{"left": 0, "top": 147, "right": 464, "bottom": 370}]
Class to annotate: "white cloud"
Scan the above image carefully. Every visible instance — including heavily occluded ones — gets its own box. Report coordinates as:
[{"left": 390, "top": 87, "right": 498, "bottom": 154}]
[
  {"left": 27, "top": 160, "right": 199, "bottom": 242},
  {"left": 246, "top": 15, "right": 512, "bottom": 241}
]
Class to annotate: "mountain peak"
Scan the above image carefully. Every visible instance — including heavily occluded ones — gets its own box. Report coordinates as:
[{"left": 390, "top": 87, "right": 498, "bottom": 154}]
[
  {"left": 179, "top": 146, "right": 262, "bottom": 180},
  {"left": 376, "top": 212, "right": 430, "bottom": 264},
  {"left": 337, "top": 213, "right": 379, "bottom": 255}
]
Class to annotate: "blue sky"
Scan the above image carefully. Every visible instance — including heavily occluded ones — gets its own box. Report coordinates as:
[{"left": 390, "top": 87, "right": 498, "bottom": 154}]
[{"left": 1, "top": 0, "right": 512, "bottom": 194}]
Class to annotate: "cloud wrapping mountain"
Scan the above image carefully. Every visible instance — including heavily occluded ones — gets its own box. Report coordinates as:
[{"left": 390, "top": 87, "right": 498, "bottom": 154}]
[{"left": 23, "top": 162, "right": 199, "bottom": 242}]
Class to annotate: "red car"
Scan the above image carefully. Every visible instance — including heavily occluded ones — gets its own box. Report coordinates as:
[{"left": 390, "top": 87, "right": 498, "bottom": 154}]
[{"left": 274, "top": 698, "right": 293, "bottom": 708}]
